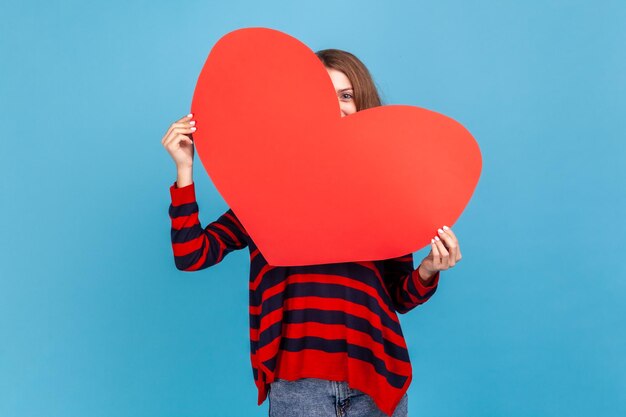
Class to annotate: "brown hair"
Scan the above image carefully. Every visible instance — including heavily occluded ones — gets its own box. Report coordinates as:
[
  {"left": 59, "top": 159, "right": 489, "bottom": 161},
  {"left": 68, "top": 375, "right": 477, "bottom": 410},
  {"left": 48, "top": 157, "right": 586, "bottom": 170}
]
[{"left": 315, "top": 49, "right": 382, "bottom": 111}]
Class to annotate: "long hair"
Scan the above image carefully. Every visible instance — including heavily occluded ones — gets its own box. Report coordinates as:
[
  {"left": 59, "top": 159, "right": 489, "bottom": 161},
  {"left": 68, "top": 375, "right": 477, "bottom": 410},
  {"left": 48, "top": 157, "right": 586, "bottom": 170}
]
[{"left": 315, "top": 49, "right": 382, "bottom": 111}]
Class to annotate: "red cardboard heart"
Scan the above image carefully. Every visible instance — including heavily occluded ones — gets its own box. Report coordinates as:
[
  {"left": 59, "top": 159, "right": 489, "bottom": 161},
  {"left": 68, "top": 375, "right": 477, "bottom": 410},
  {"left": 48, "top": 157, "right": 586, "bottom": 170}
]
[{"left": 191, "top": 27, "right": 481, "bottom": 266}]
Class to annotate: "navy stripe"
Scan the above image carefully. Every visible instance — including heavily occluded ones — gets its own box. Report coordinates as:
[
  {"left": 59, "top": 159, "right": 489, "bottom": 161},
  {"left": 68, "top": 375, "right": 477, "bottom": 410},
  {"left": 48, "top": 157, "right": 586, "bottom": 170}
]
[
  {"left": 404, "top": 274, "right": 418, "bottom": 302},
  {"left": 249, "top": 247, "right": 270, "bottom": 278},
  {"left": 258, "top": 320, "right": 282, "bottom": 351},
  {"left": 406, "top": 273, "right": 436, "bottom": 301},
  {"left": 171, "top": 224, "right": 206, "bottom": 244},
  {"left": 284, "top": 309, "right": 409, "bottom": 362},
  {"left": 279, "top": 336, "right": 408, "bottom": 389},
  {"left": 289, "top": 282, "right": 403, "bottom": 336},
  {"left": 169, "top": 202, "right": 198, "bottom": 217},
  {"left": 250, "top": 313, "right": 259, "bottom": 329},
  {"left": 252, "top": 281, "right": 403, "bottom": 337},
  {"left": 262, "top": 355, "right": 277, "bottom": 373},
  {"left": 249, "top": 263, "right": 396, "bottom": 314},
  {"left": 173, "top": 240, "right": 206, "bottom": 270},
  {"left": 390, "top": 261, "right": 416, "bottom": 307},
  {"left": 223, "top": 209, "right": 248, "bottom": 235},
  {"left": 212, "top": 218, "right": 246, "bottom": 241},
  {"left": 172, "top": 232, "right": 230, "bottom": 270},
  {"left": 255, "top": 307, "right": 409, "bottom": 362},
  {"left": 391, "top": 278, "right": 415, "bottom": 310},
  {"left": 250, "top": 263, "right": 379, "bottom": 304},
  {"left": 383, "top": 257, "right": 436, "bottom": 312}
]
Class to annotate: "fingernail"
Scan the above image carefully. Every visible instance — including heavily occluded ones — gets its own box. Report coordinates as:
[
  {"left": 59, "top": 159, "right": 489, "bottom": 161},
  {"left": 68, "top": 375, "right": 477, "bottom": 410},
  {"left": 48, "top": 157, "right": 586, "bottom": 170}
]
[
  {"left": 443, "top": 225, "right": 449, "bottom": 231},
  {"left": 189, "top": 120, "right": 196, "bottom": 125},
  {"left": 191, "top": 127, "right": 196, "bottom": 131},
  {"left": 431, "top": 239, "right": 435, "bottom": 243},
  {"left": 435, "top": 236, "right": 440, "bottom": 241},
  {"left": 187, "top": 113, "right": 193, "bottom": 118},
  {"left": 438, "top": 228, "right": 444, "bottom": 234}
]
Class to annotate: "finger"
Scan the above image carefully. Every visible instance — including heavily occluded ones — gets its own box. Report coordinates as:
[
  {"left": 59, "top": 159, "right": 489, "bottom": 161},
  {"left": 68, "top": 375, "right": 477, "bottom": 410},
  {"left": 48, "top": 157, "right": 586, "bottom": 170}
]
[
  {"left": 176, "top": 134, "right": 194, "bottom": 146},
  {"left": 162, "top": 129, "right": 177, "bottom": 147},
  {"left": 164, "top": 126, "right": 196, "bottom": 147},
  {"left": 162, "top": 115, "right": 195, "bottom": 144},
  {"left": 163, "top": 122, "right": 181, "bottom": 144},
  {"left": 437, "top": 229, "right": 459, "bottom": 266},
  {"left": 442, "top": 225, "right": 458, "bottom": 241},
  {"left": 434, "top": 236, "right": 449, "bottom": 269},
  {"left": 437, "top": 227, "right": 457, "bottom": 267},
  {"left": 177, "top": 138, "right": 193, "bottom": 149},
  {"left": 430, "top": 239, "right": 441, "bottom": 269},
  {"left": 173, "top": 125, "right": 196, "bottom": 135},
  {"left": 167, "top": 134, "right": 194, "bottom": 150},
  {"left": 170, "top": 121, "right": 196, "bottom": 133},
  {"left": 438, "top": 227, "right": 457, "bottom": 247},
  {"left": 163, "top": 130, "right": 181, "bottom": 148},
  {"left": 164, "top": 134, "right": 191, "bottom": 154},
  {"left": 442, "top": 225, "right": 461, "bottom": 263},
  {"left": 173, "top": 114, "right": 194, "bottom": 127}
]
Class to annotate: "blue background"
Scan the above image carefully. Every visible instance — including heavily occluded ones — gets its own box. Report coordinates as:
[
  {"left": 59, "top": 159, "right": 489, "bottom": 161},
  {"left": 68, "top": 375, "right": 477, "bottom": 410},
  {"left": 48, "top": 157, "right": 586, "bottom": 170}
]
[{"left": 1, "top": 1, "right": 624, "bottom": 416}]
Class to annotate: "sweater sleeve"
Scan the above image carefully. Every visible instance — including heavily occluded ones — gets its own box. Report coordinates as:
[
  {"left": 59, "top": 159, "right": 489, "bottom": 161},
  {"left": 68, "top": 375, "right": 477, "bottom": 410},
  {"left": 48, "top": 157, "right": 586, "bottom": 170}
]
[
  {"left": 169, "top": 181, "right": 249, "bottom": 271},
  {"left": 382, "top": 253, "right": 440, "bottom": 314}
]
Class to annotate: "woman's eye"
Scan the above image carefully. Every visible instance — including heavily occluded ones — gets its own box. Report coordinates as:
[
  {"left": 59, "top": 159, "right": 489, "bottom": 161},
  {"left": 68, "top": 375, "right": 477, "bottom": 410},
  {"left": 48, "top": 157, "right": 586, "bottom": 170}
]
[{"left": 341, "top": 93, "right": 353, "bottom": 100}]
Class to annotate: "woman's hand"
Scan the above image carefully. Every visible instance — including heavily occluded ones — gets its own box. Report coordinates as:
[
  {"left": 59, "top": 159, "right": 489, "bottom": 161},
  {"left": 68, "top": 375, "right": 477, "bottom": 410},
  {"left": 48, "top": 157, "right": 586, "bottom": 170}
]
[
  {"left": 161, "top": 113, "right": 196, "bottom": 169},
  {"left": 418, "top": 225, "right": 462, "bottom": 283}
]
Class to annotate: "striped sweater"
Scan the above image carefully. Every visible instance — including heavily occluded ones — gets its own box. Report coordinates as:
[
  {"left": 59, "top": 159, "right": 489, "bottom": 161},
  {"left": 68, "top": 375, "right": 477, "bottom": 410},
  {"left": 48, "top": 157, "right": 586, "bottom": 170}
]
[{"left": 169, "top": 181, "right": 440, "bottom": 416}]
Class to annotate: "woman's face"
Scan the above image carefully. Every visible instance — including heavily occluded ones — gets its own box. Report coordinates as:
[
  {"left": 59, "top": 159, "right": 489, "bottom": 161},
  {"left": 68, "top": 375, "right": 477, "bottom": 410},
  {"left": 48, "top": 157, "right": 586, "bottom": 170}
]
[{"left": 326, "top": 67, "right": 357, "bottom": 117}]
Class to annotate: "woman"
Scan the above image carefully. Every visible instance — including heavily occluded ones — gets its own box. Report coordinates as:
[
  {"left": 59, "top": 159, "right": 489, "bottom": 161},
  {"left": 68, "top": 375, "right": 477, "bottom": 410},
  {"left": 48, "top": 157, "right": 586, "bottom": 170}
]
[{"left": 161, "top": 49, "right": 461, "bottom": 417}]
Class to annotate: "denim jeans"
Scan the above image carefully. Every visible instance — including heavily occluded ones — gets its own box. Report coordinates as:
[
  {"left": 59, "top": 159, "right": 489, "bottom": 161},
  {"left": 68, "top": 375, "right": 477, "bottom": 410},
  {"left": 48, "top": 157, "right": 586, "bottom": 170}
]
[{"left": 268, "top": 377, "right": 408, "bottom": 417}]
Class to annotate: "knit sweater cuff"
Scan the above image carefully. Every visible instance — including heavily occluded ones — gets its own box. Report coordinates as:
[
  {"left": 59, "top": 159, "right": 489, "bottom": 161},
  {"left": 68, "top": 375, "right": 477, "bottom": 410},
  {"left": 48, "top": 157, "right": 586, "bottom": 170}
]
[
  {"left": 169, "top": 181, "right": 196, "bottom": 205},
  {"left": 413, "top": 269, "right": 440, "bottom": 294}
]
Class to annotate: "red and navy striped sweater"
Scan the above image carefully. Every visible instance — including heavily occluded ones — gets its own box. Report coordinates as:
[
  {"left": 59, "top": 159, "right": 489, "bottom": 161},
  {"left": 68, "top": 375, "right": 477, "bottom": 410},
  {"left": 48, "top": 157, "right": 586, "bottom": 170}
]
[{"left": 169, "top": 181, "right": 440, "bottom": 416}]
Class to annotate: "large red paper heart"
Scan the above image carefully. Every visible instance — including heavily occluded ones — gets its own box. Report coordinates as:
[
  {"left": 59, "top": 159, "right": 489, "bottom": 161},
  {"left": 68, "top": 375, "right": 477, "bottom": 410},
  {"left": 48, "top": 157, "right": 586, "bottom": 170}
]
[{"left": 191, "top": 27, "right": 481, "bottom": 266}]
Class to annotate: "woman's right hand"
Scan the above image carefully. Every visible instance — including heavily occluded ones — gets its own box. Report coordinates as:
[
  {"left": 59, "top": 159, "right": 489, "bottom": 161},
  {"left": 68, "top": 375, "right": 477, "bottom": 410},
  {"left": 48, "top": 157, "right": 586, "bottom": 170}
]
[{"left": 161, "top": 113, "right": 196, "bottom": 169}]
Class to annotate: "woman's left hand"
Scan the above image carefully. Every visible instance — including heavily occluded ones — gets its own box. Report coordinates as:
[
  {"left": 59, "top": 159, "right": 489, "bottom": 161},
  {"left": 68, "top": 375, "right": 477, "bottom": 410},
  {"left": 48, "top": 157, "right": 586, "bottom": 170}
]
[{"left": 418, "top": 226, "right": 462, "bottom": 282}]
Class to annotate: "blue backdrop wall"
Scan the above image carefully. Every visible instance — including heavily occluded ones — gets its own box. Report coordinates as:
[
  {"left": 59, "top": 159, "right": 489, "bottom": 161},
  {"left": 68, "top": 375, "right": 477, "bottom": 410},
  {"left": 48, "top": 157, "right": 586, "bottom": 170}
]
[{"left": 1, "top": 1, "right": 624, "bottom": 416}]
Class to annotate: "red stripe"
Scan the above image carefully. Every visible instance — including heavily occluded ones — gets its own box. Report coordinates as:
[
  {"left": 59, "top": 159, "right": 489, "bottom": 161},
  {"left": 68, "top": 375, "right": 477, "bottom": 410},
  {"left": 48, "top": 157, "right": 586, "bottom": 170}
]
[
  {"left": 258, "top": 305, "right": 284, "bottom": 335},
  {"left": 224, "top": 211, "right": 247, "bottom": 235},
  {"left": 396, "top": 272, "right": 419, "bottom": 306},
  {"left": 355, "top": 261, "right": 387, "bottom": 288},
  {"left": 254, "top": 298, "right": 404, "bottom": 368},
  {"left": 249, "top": 278, "right": 286, "bottom": 316},
  {"left": 171, "top": 212, "right": 199, "bottom": 230},
  {"left": 213, "top": 222, "right": 241, "bottom": 246},
  {"left": 187, "top": 236, "right": 210, "bottom": 271},
  {"left": 287, "top": 274, "right": 399, "bottom": 325},
  {"left": 355, "top": 260, "right": 382, "bottom": 278},
  {"left": 257, "top": 332, "right": 282, "bottom": 369},
  {"left": 275, "top": 349, "right": 347, "bottom": 382},
  {"left": 169, "top": 183, "right": 197, "bottom": 205},
  {"left": 172, "top": 235, "right": 204, "bottom": 257},
  {"left": 281, "top": 296, "right": 406, "bottom": 348},
  {"left": 250, "top": 264, "right": 275, "bottom": 292},
  {"left": 413, "top": 270, "right": 440, "bottom": 296},
  {"left": 205, "top": 229, "right": 225, "bottom": 261},
  {"left": 250, "top": 273, "right": 399, "bottom": 326},
  {"left": 281, "top": 321, "right": 411, "bottom": 373}
]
